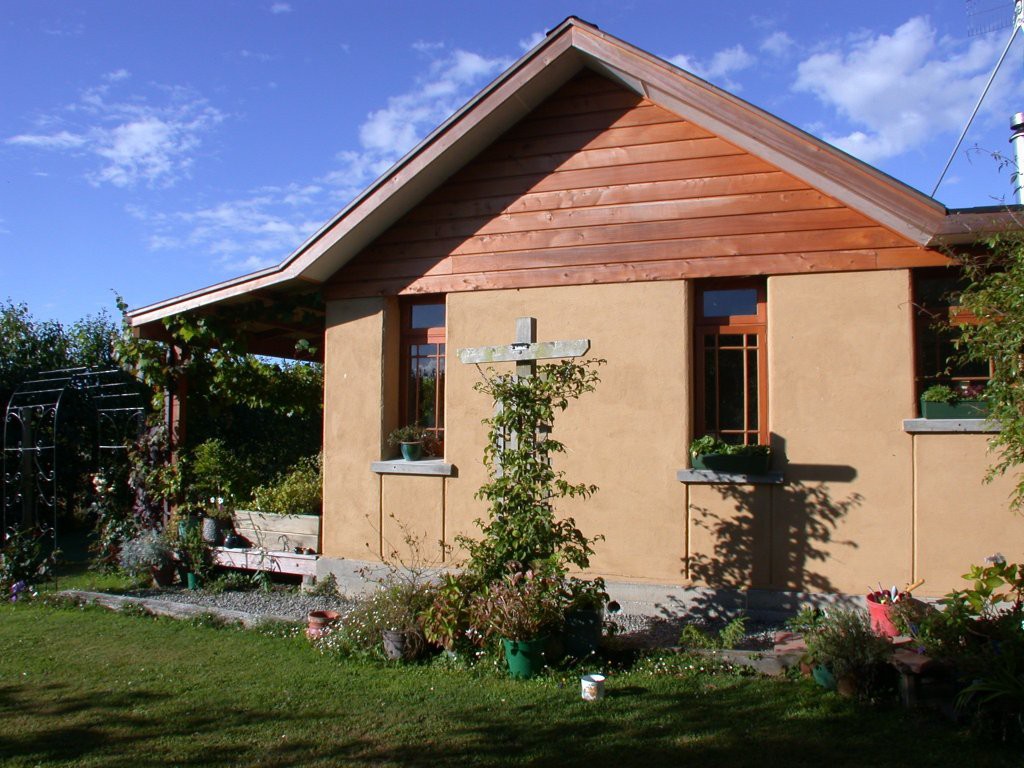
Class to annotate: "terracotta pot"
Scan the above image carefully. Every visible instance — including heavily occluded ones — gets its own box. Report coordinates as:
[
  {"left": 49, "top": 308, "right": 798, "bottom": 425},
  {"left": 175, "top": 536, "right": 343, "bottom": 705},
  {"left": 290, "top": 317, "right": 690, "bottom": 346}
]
[
  {"left": 866, "top": 592, "right": 900, "bottom": 638},
  {"left": 306, "top": 610, "right": 341, "bottom": 640}
]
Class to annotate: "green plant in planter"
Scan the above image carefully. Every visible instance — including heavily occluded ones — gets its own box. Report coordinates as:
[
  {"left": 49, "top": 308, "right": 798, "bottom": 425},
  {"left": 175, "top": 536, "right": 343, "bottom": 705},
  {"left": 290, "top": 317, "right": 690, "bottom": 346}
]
[
  {"left": 920, "top": 383, "right": 988, "bottom": 419},
  {"left": 689, "top": 435, "right": 772, "bottom": 473},
  {"left": 803, "top": 608, "right": 893, "bottom": 699},
  {"left": 387, "top": 424, "right": 428, "bottom": 446},
  {"left": 469, "top": 567, "right": 564, "bottom": 642},
  {"left": 250, "top": 453, "right": 323, "bottom": 516},
  {"left": 177, "top": 524, "right": 213, "bottom": 586}
]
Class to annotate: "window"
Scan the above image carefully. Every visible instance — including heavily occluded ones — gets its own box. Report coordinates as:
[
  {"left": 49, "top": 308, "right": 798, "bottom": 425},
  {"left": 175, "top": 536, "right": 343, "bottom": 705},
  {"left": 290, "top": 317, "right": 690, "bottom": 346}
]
[
  {"left": 913, "top": 270, "right": 991, "bottom": 398},
  {"left": 695, "top": 280, "right": 767, "bottom": 445},
  {"left": 400, "top": 298, "right": 445, "bottom": 448}
]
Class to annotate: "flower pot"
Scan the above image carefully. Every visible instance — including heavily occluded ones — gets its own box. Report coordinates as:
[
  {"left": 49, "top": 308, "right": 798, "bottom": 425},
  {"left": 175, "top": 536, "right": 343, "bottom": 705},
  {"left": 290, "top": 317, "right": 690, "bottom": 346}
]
[
  {"left": 150, "top": 562, "right": 176, "bottom": 588},
  {"left": 306, "top": 609, "right": 341, "bottom": 640},
  {"left": 691, "top": 452, "right": 770, "bottom": 474},
  {"left": 564, "top": 608, "right": 602, "bottom": 658},
  {"left": 920, "top": 399, "right": 988, "bottom": 419},
  {"left": 866, "top": 592, "right": 900, "bottom": 638},
  {"left": 177, "top": 518, "right": 199, "bottom": 540},
  {"left": 383, "top": 629, "right": 408, "bottom": 660},
  {"left": 186, "top": 572, "right": 201, "bottom": 590},
  {"left": 502, "top": 636, "right": 548, "bottom": 679},
  {"left": 399, "top": 442, "right": 423, "bottom": 461},
  {"left": 812, "top": 664, "right": 837, "bottom": 691},
  {"left": 201, "top": 517, "right": 222, "bottom": 545}
]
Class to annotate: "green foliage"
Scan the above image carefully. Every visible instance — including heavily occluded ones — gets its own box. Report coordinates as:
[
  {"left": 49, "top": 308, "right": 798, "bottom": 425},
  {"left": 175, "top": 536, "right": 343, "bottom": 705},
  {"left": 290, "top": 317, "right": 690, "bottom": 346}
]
[
  {"left": 803, "top": 608, "right": 893, "bottom": 698},
  {"left": 785, "top": 606, "right": 827, "bottom": 636},
  {"left": 177, "top": 524, "right": 213, "bottom": 582},
  {"left": 1, "top": 526, "right": 61, "bottom": 598},
  {"left": 186, "top": 438, "right": 256, "bottom": 517},
  {"left": 387, "top": 424, "right": 428, "bottom": 446},
  {"left": 422, "top": 571, "right": 481, "bottom": 653},
  {"left": 460, "top": 358, "right": 605, "bottom": 583},
  {"left": 468, "top": 567, "right": 564, "bottom": 641},
  {"left": 307, "top": 572, "right": 341, "bottom": 598},
  {"left": 955, "top": 234, "right": 1024, "bottom": 510},
  {"left": 0, "top": 299, "right": 117, "bottom": 400},
  {"left": 87, "top": 468, "right": 138, "bottom": 570},
  {"left": 689, "top": 435, "right": 771, "bottom": 456},
  {"left": 250, "top": 453, "right": 323, "bottom": 516},
  {"left": 678, "top": 616, "right": 748, "bottom": 650}
]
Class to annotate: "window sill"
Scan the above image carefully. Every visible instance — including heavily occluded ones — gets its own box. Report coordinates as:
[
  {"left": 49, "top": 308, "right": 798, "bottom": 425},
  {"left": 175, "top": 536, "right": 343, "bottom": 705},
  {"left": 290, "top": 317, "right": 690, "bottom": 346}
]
[
  {"left": 371, "top": 459, "right": 455, "bottom": 477},
  {"left": 676, "top": 469, "right": 784, "bottom": 485},
  {"left": 902, "top": 418, "right": 1000, "bottom": 434}
]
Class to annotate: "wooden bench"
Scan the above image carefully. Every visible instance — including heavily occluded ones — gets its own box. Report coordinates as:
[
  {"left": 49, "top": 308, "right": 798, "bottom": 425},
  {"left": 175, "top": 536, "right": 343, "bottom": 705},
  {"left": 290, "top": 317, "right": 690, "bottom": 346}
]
[{"left": 211, "top": 510, "right": 321, "bottom": 580}]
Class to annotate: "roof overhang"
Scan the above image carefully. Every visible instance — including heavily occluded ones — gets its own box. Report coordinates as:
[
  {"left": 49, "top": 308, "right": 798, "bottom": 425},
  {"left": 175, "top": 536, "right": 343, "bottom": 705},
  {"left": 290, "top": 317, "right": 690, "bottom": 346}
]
[{"left": 129, "top": 16, "right": 1021, "bottom": 342}]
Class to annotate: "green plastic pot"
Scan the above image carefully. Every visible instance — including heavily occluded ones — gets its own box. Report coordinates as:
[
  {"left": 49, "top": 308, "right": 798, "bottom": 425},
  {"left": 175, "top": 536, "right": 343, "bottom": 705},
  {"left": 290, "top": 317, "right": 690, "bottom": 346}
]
[
  {"left": 691, "top": 452, "right": 770, "bottom": 474},
  {"left": 399, "top": 442, "right": 423, "bottom": 461},
  {"left": 502, "top": 637, "right": 548, "bottom": 679},
  {"left": 919, "top": 399, "right": 988, "bottom": 419},
  {"left": 186, "top": 572, "right": 201, "bottom": 590}
]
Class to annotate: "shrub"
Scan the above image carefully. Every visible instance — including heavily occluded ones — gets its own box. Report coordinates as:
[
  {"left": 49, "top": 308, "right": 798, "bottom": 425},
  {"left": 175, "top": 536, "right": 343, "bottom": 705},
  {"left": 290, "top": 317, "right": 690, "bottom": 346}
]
[
  {"left": 118, "top": 530, "right": 173, "bottom": 576},
  {"left": 468, "top": 567, "right": 564, "bottom": 642},
  {"left": 804, "top": 608, "right": 893, "bottom": 699},
  {"left": 250, "top": 453, "right": 322, "bottom": 516},
  {"left": 1, "top": 526, "right": 61, "bottom": 600}
]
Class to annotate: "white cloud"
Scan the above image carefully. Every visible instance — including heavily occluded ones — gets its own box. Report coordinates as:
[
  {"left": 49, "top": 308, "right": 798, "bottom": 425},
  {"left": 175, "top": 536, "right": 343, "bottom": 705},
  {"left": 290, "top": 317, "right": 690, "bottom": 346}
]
[
  {"left": 322, "top": 44, "right": 510, "bottom": 196},
  {"left": 519, "top": 31, "right": 545, "bottom": 51},
  {"left": 668, "top": 44, "right": 755, "bottom": 90},
  {"left": 270, "top": 2, "right": 292, "bottom": 14},
  {"left": 131, "top": 43, "right": 511, "bottom": 275},
  {"left": 794, "top": 16, "right": 1005, "bottom": 162},
  {"left": 5, "top": 78, "right": 225, "bottom": 187},
  {"left": 761, "top": 31, "right": 794, "bottom": 58}
]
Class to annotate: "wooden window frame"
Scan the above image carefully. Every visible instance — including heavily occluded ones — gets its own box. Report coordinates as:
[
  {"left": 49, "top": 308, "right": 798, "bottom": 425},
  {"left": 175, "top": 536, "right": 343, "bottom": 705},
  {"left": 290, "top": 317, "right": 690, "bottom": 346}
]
[
  {"left": 912, "top": 269, "right": 992, "bottom": 401},
  {"left": 695, "top": 279, "right": 768, "bottom": 445},
  {"left": 399, "top": 297, "right": 446, "bottom": 449}
]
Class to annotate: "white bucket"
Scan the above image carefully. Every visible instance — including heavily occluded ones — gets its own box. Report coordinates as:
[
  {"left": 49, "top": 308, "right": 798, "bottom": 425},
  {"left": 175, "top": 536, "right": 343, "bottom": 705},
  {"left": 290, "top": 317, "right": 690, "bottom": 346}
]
[{"left": 581, "top": 673, "right": 606, "bottom": 701}]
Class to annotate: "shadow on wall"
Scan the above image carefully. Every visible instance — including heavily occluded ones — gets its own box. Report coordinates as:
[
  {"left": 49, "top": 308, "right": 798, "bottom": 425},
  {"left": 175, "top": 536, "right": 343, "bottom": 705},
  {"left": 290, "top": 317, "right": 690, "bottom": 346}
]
[{"left": 677, "top": 434, "right": 863, "bottom": 621}]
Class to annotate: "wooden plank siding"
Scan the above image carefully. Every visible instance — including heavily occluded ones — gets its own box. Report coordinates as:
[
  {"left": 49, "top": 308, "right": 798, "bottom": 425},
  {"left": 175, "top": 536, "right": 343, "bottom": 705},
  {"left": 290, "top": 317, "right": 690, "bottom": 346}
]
[{"left": 326, "top": 71, "right": 946, "bottom": 299}]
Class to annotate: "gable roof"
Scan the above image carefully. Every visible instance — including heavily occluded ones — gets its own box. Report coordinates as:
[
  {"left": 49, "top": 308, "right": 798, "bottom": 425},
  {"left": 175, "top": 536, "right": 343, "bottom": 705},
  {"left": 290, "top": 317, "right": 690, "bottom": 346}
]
[{"left": 129, "top": 16, "right": 1017, "bottom": 341}]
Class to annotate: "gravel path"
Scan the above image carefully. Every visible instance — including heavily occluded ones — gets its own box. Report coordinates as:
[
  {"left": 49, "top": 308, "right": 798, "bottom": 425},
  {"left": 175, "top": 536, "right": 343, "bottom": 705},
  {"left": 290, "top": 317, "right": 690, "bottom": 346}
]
[{"left": 126, "top": 586, "right": 780, "bottom": 649}]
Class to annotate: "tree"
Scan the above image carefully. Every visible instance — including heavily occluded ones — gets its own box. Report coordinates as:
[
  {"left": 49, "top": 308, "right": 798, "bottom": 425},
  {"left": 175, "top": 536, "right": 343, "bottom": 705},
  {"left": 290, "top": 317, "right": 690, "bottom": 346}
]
[{"left": 956, "top": 232, "right": 1024, "bottom": 511}]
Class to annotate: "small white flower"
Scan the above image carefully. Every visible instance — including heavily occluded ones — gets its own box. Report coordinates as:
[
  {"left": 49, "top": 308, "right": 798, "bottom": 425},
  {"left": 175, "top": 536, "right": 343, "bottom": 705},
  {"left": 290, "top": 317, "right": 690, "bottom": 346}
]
[{"left": 985, "top": 553, "right": 1007, "bottom": 565}]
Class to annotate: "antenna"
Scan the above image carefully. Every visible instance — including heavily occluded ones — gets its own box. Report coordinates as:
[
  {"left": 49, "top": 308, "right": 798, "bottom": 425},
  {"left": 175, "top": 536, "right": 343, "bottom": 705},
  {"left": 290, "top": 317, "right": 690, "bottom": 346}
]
[
  {"left": 967, "top": 0, "right": 1015, "bottom": 37},
  {"left": 932, "top": 0, "right": 1024, "bottom": 198}
]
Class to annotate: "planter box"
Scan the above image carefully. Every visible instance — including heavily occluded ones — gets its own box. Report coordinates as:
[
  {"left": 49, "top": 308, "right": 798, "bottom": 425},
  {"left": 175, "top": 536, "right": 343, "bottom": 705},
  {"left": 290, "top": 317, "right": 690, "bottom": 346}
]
[
  {"left": 919, "top": 399, "right": 988, "bottom": 419},
  {"left": 231, "top": 510, "right": 320, "bottom": 552},
  {"left": 691, "top": 452, "right": 771, "bottom": 474}
]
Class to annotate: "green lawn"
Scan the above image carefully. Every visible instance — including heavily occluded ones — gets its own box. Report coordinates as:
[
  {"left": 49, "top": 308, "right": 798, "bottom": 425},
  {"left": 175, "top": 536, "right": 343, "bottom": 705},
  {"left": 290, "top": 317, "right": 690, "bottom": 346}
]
[{"left": 0, "top": 600, "right": 1016, "bottom": 767}]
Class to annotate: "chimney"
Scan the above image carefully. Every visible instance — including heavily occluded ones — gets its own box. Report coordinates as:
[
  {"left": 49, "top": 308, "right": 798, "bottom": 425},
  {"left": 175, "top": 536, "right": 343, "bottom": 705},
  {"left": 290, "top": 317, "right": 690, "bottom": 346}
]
[{"left": 1011, "top": 112, "right": 1024, "bottom": 205}]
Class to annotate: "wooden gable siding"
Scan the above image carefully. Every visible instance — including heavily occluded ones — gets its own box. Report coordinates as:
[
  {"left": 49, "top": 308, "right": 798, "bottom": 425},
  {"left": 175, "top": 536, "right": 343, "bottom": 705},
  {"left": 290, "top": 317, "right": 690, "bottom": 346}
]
[{"left": 326, "top": 71, "right": 945, "bottom": 299}]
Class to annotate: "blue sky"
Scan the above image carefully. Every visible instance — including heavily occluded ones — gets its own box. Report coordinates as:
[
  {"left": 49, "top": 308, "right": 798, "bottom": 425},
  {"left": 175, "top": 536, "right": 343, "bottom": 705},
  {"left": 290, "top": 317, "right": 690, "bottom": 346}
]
[{"left": 3, "top": 0, "right": 1023, "bottom": 326}]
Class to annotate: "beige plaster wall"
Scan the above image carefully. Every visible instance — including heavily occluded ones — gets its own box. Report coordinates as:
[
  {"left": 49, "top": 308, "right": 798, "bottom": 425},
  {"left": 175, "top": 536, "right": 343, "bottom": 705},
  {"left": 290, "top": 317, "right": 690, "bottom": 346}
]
[
  {"left": 444, "top": 282, "right": 691, "bottom": 583},
  {"left": 914, "top": 434, "right": 1020, "bottom": 596},
  {"left": 381, "top": 475, "right": 447, "bottom": 564},
  {"left": 767, "top": 270, "right": 915, "bottom": 594},
  {"left": 322, "top": 298, "right": 390, "bottom": 559}
]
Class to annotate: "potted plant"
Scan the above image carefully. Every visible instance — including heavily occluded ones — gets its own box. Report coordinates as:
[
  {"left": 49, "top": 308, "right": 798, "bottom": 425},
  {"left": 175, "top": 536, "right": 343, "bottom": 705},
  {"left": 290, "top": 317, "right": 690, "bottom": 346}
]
[
  {"left": 561, "top": 577, "right": 609, "bottom": 658},
  {"left": 387, "top": 424, "right": 429, "bottom": 461},
  {"left": 118, "top": 529, "right": 176, "bottom": 587},
  {"left": 176, "top": 524, "right": 213, "bottom": 590},
  {"left": 690, "top": 435, "right": 772, "bottom": 474},
  {"left": 469, "top": 568, "right": 563, "bottom": 679},
  {"left": 364, "top": 582, "right": 431, "bottom": 661},
  {"left": 803, "top": 608, "right": 894, "bottom": 699},
  {"left": 920, "top": 383, "right": 988, "bottom": 419}
]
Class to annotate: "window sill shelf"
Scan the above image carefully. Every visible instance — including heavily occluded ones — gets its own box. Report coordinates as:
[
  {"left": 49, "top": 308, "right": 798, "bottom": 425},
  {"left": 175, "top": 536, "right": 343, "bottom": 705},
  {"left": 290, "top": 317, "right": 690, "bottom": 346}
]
[
  {"left": 902, "top": 419, "right": 1000, "bottom": 434},
  {"left": 676, "top": 469, "right": 784, "bottom": 485},
  {"left": 371, "top": 459, "right": 454, "bottom": 477}
]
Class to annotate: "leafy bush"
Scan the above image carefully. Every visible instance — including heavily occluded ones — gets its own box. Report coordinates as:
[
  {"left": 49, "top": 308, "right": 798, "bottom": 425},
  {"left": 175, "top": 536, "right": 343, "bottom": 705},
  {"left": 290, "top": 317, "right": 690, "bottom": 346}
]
[
  {"left": 1, "top": 525, "right": 61, "bottom": 600},
  {"left": 186, "top": 438, "right": 256, "bottom": 520},
  {"left": 118, "top": 529, "right": 173, "bottom": 576},
  {"left": 804, "top": 608, "right": 893, "bottom": 699},
  {"left": 460, "top": 358, "right": 605, "bottom": 584},
  {"left": 250, "top": 454, "right": 322, "bottom": 516},
  {"left": 468, "top": 567, "right": 564, "bottom": 642}
]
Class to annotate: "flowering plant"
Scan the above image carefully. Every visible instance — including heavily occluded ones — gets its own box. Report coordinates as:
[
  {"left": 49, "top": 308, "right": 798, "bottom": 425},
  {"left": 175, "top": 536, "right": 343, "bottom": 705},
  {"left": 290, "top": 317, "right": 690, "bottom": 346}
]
[
  {"left": 118, "top": 529, "right": 174, "bottom": 576},
  {"left": 1, "top": 525, "right": 60, "bottom": 598}
]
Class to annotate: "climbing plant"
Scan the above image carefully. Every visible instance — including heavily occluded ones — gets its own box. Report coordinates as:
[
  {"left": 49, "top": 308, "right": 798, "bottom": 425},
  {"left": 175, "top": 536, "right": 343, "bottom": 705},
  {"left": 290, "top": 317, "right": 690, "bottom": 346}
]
[
  {"left": 459, "top": 358, "right": 605, "bottom": 584},
  {"left": 955, "top": 232, "right": 1024, "bottom": 511}
]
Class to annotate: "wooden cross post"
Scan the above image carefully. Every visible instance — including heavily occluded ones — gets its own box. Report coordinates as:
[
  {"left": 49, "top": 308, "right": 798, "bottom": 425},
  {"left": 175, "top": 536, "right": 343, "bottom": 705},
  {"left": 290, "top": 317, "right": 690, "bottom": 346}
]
[{"left": 458, "top": 317, "right": 590, "bottom": 468}]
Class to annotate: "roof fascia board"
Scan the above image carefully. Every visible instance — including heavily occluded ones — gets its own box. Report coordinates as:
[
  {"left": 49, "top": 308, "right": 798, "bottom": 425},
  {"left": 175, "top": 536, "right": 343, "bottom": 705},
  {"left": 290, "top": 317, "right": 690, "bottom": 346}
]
[
  {"left": 929, "top": 210, "right": 1023, "bottom": 245},
  {"left": 569, "top": 27, "right": 948, "bottom": 245}
]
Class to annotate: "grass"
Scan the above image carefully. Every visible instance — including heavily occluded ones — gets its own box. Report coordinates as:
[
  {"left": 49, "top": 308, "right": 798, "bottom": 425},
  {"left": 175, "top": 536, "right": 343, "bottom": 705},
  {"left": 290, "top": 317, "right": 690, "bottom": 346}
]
[{"left": 0, "top": 598, "right": 1017, "bottom": 767}]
